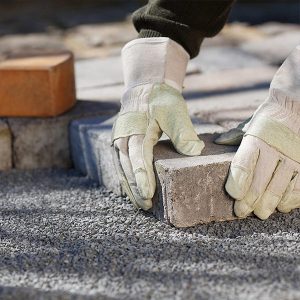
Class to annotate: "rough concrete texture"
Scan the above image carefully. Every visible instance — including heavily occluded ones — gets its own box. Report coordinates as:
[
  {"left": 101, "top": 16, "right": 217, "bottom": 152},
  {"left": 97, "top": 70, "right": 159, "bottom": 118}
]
[
  {"left": 0, "top": 119, "right": 12, "bottom": 170},
  {"left": 70, "top": 116, "right": 113, "bottom": 177},
  {"left": 8, "top": 101, "right": 119, "bottom": 169},
  {"left": 74, "top": 116, "right": 122, "bottom": 195},
  {"left": 89, "top": 120, "right": 121, "bottom": 194},
  {"left": 0, "top": 169, "right": 300, "bottom": 300},
  {"left": 152, "top": 134, "right": 238, "bottom": 227}
]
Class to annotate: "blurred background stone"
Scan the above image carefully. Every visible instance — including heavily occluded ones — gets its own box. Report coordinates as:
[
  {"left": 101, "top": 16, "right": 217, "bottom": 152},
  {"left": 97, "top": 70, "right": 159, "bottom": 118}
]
[
  {"left": 0, "top": 0, "right": 299, "bottom": 61},
  {"left": 0, "top": 120, "right": 12, "bottom": 170}
]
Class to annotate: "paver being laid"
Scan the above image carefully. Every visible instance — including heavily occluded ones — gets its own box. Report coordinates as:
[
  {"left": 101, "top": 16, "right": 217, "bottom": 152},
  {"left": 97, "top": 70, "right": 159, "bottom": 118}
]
[
  {"left": 153, "top": 134, "right": 238, "bottom": 227},
  {"left": 8, "top": 101, "right": 119, "bottom": 169},
  {"left": 0, "top": 119, "right": 12, "bottom": 170}
]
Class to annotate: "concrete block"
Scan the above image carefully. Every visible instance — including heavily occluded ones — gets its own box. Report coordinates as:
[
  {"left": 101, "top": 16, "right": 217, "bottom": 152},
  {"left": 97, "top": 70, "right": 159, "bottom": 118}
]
[
  {"left": 0, "top": 53, "right": 76, "bottom": 117},
  {"left": 0, "top": 120, "right": 12, "bottom": 170},
  {"left": 90, "top": 119, "right": 121, "bottom": 194},
  {"left": 8, "top": 101, "right": 118, "bottom": 169},
  {"left": 152, "top": 134, "right": 238, "bottom": 227},
  {"left": 69, "top": 115, "right": 113, "bottom": 179},
  {"left": 70, "top": 116, "right": 121, "bottom": 194}
]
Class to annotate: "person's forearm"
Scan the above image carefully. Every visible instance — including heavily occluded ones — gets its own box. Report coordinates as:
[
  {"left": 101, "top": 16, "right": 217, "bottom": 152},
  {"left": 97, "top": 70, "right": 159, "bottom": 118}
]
[{"left": 132, "top": 0, "right": 235, "bottom": 58}]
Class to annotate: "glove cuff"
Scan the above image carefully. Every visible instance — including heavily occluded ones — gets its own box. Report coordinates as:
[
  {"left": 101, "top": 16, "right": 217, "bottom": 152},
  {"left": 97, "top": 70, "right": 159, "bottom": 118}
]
[
  {"left": 121, "top": 37, "right": 189, "bottom": 92},
  {"left": 245, "top": 45, "right": 300, "bottom": 135},
  {"left": 269, "top": 45, "right": 300, "bottom": 102}
]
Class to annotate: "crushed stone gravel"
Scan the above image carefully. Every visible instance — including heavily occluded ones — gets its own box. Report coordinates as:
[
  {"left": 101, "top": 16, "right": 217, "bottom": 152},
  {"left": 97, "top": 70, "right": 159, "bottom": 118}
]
[{"left": 0, "top": 169, "right": 299, "bottom": 300}]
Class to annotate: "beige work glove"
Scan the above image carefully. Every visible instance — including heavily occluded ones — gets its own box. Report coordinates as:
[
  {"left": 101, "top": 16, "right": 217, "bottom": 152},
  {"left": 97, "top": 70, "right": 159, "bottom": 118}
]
[
  {"left": 214, "top": 117, "right": 251, "bottom": 146},
  {"left": 112, "top": 38, "right": 204, "bottom": 210},
  {"left": 226, "top": 46, "right": 300, "bottom": 220}
]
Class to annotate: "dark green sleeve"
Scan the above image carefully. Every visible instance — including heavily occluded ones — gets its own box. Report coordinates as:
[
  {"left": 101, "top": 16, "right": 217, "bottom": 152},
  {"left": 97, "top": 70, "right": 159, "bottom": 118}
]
[{"left": 132, "top": 0, "right": 235, "bottom": 58}]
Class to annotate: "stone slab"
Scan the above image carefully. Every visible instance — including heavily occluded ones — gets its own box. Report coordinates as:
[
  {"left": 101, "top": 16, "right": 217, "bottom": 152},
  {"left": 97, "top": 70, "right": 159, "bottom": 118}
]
[
  {"left": 8, "top": 101, "right": 119, "bottom": 170},
  {"left": 152, "top": 134, "right": 238, "bottom": 227},
  {"left": 0, "top": 119, "right": 12, "bottom": 170},
  {"left": 69, "top": 115, "right": 112, "bottom": 177},
  {"left": 90, "top": 119, "right": 121, "bottom": 195}
]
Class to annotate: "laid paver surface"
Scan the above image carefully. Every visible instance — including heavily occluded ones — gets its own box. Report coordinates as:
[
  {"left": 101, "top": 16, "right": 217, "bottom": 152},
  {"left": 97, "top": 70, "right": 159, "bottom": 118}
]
[{"left": 0, "top": 169, "right": 300, "bottom": 300}]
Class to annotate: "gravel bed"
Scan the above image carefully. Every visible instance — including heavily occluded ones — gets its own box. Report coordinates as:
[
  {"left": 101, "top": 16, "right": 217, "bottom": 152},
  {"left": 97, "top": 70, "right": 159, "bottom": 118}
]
[{"left": 0, "top": 169, "right": 299, "bottom": 300}]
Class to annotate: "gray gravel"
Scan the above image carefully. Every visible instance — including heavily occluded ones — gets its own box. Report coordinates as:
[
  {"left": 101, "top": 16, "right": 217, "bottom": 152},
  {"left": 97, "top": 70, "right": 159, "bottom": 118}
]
[{"left": 0, "top": 169, "right": 300, "bottom": 300}]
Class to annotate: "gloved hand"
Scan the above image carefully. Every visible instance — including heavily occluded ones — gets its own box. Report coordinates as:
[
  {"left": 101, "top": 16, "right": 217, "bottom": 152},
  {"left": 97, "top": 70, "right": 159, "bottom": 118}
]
[
  {"left": 112, "top": 38, "right": 204, "bottom": 210},
  {"left": 226, "top": 46, "right": 300, "bottom": 220}
]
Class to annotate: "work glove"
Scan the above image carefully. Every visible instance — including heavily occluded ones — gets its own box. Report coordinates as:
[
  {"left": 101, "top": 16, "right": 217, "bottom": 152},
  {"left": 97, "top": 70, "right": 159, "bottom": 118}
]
[
  {"left": 226, "top": 46, "right": 300, "bottom": 220},
  {"left": 112, "top": 38, "right": 204, "bottom": 210},
  {"left": 214, "top": 117, "right": 251, "bottom": 146}
]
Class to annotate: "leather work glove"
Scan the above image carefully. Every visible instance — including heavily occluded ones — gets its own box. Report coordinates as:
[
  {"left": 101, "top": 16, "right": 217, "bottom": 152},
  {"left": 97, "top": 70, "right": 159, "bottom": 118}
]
[
  {"left": 112, "top": 38, "right": 204, "bottom": 210},
  {"left": 226, "top": 46, "right": 300, "bottom": 220}
]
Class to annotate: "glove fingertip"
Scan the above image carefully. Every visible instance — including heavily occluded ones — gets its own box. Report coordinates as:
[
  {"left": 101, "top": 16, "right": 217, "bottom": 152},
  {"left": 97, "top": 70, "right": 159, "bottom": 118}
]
[
  {"left": 135, "top": 169, "right": 156, "bottom": 200},
  {"left": 254, "top": 209, "right": 272, "bottom": 220},
  {"left": 234, "top": 201, "right": 252, "bottom": 218},
  {"left": 176, "top": 140, "right": 205, "bottom": 156},
  {"left": 225, "top": 167, "right": 249, "bottom": 200},
  {"left": 214, "top": 130, "right": 243, "bottom": 146}
]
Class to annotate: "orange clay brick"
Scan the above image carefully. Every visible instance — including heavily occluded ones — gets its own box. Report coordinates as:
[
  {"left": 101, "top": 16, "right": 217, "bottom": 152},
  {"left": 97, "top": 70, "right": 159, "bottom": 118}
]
[{"left": 0, "top": 53, "right": 76, "bottom": 117}]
